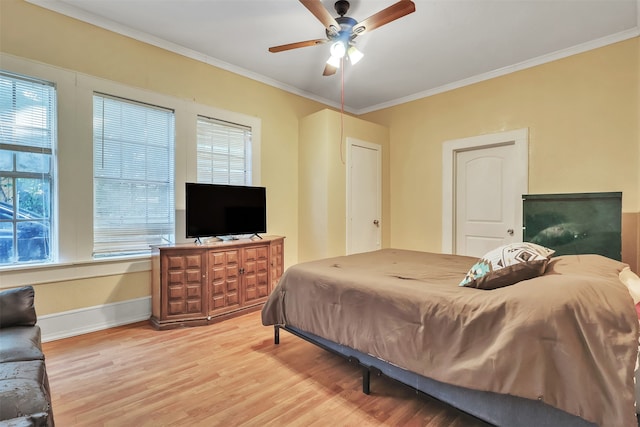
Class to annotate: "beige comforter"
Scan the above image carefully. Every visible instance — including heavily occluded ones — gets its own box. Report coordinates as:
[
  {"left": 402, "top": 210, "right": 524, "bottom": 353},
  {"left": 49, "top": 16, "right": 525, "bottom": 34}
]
[{"left": 261, "top": 249, "right": 639, "bottom": 427}]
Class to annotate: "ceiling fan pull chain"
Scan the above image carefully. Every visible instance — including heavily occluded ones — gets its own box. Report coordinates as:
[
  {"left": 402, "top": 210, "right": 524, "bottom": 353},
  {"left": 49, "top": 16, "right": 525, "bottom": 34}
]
[{"left": 340, "top": 56, "right": 345, "bottom": 165}]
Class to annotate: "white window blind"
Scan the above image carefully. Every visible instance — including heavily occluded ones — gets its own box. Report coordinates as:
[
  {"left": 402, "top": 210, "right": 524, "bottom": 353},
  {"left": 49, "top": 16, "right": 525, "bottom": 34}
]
[
  {"left": 196, "top": 116, "right": 252, "bottom": 185},
  {"left": 93, "top": 94, "right": 175, "bottom": 257},
  {"left": 0, "top": 71, "right": 55, "bottom": 265}
]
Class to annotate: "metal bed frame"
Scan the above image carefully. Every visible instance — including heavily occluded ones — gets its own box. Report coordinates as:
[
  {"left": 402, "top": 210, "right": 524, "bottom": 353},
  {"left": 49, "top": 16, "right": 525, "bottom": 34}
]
[{"left": 273, "top": 325, "right": 597, "bottom": 427}]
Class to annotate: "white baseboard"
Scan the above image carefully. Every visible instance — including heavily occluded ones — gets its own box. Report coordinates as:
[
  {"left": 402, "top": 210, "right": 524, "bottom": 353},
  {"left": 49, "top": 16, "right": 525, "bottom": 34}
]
[{"left": 38, "top": 296, "right": 152, "bottom": 342}]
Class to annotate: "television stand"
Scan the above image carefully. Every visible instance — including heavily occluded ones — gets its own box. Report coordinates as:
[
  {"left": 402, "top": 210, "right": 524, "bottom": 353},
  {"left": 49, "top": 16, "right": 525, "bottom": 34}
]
[{"left": 150, "top": 235, "right": 285, "bottom": 330}]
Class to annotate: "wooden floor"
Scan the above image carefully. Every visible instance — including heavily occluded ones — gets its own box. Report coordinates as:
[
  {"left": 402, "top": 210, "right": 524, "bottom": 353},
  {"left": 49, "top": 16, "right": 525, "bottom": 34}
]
[{"left": 42, "top": 311, "right": 492, "bottom": 427}]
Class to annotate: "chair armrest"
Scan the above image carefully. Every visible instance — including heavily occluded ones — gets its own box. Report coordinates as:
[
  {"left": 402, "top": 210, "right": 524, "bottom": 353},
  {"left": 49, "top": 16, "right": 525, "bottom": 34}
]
[{"left": 0, "top": 286, "right": 37, "bottom": 328}]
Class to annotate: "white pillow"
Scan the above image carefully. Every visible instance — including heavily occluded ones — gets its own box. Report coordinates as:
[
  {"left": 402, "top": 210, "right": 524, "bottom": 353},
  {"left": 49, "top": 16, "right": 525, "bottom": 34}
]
[{"left": 620, "top": 267, "right": 640, "bottom": 305}]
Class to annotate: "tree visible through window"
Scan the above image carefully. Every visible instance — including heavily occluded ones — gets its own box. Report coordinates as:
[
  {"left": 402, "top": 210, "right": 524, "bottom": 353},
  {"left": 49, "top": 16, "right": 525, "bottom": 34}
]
[
  {"left": 0, "top": 71, "right": 55, "bottom": 265},
  {"left": 93, "top": 94, "right": 175, "bottom": 257}
]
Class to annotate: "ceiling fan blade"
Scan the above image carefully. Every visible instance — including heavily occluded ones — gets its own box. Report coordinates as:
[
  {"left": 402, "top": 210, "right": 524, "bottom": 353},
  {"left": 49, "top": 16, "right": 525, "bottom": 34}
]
[
  {"left": 322, "top": 63, "right": 337, "bottom": 76},
  {"left": 269, "top": 39, "right": 327, "bottom": 53},
  {"left": 352, "top": 0, "right": 416, "bottom": 36},
  {"left": 300, "top": 0, "right": 340, "bottom": 35}
]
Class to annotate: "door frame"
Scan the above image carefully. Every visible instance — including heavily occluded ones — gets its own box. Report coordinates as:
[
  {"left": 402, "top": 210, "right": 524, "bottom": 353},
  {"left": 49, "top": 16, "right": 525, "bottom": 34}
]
[
  {"left": 442, "top": 128, "right": 529, "bottom": 254},
  {"left": 346, "top": 137, "right": 382, "bottom": 255}
]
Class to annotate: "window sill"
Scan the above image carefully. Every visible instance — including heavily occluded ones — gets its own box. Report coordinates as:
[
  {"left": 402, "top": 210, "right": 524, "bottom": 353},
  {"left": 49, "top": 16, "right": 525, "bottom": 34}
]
[{"left": 0, "top": 255, "right": 152, "bottom": 289}]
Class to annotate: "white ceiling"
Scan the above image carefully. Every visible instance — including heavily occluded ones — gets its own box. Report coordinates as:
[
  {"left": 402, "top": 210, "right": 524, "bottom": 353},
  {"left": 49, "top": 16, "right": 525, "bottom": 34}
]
[{"left": 28, "top": 0, "right": 640, "bottom": 114}]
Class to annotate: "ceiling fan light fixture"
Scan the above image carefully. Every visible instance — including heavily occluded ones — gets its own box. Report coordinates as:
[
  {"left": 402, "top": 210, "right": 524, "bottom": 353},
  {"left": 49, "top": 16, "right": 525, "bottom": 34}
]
[
  {"left": 268, "top": 0, "right": 416, "bottom": 76},
  {"left": 329, "top": 41, "right": 347, "bottom": 58},
  {"left": 347, "top": 46, "right": 364, "bottom": 64},
  {"left": 326, "top": 55, "right": 341, "bottom": 68}
]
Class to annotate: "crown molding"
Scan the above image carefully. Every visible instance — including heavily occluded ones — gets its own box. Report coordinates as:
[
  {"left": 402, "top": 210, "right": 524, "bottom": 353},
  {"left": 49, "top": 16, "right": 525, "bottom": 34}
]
[
  {"left": 25, "top": 0, "right": 350, "bottom": 112},
  {"left": 355, "top": 26, "right": 640, "bottom": 115},
  {"left": 25, "top": 0, "right": 640, "bottom": 116}
]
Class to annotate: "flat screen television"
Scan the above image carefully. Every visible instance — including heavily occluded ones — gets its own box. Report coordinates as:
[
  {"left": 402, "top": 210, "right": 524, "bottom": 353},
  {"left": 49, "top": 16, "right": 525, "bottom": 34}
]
[{"left": 185, "top": 183, "right": 266, "bottom": 239}]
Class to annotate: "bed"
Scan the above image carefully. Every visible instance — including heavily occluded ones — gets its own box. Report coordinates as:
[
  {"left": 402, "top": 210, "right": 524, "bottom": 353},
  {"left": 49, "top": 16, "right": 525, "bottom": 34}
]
[{"left": 261, "top": 248, "right": 640, "bottom": 427}]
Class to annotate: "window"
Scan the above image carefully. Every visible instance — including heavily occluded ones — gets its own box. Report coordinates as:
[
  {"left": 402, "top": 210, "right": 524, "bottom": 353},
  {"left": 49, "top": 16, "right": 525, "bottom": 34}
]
[
  {"left": 196, "top": 116, "right": 252, "bottom": 185},
  {"left": 0, "top": 71, "right": 55, "bottom": 265},
  {"left": 93, "top": 94, "right": 175, "bottom": 257}
]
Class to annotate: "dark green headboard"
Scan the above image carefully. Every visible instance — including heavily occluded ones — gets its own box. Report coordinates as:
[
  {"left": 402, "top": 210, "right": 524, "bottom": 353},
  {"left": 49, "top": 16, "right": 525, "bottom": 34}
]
[{"left": 522, "top": 192, "right": 622, "bottom": 261}]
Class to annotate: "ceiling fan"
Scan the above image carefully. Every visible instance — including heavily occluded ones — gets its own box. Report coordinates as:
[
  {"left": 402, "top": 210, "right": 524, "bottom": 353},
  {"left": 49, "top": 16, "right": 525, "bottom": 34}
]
[{"left": 269, "top": 0, "right": 416, "bottom": 76}]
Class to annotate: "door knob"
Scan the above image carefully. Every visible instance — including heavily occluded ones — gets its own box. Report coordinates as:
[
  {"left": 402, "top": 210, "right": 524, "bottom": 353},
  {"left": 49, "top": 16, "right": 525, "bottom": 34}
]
[
  {"left": 373, "top": 219, "right": 380, "bottom": 227},
  {"left": 507, "top": 229, "right": 514, "bottom": 236}
]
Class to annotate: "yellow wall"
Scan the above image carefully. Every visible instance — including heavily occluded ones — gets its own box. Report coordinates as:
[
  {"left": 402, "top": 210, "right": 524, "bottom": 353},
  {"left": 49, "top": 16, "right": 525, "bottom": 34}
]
[
  {"left": 2, "top": 0, "right": 639, "bottom": 317},
  {"left": 0, "top": 0, "right": 328, "bottom": 264},
  {"left": 362, "top": 38, "right": 640, "bottom": 263},
  {"left": 0, "top": 0, "right": 328, "bottom": 314},
  {"left": 299, "top": 111, "right": 331, "bottom": 261},
  {"left": 298, "top": 109, "right": 389, "bottom": 262},
  {"left": 34, "top": 272, "right": 151, "bottom": 315},
  {"left": 637, "top": 38, "right": 640, "bottom": 267}
]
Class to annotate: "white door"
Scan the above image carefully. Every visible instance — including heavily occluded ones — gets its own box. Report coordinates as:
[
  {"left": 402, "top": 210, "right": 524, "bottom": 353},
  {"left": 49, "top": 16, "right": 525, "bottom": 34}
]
[
  {"left": 347, "top": 139, "right": 381, "bottom": 255},
  {"left": 442, "top": 129, "right": 528, "bottom": 257},
  {"left": 455, "top": 145, "right": 518, "bottom": 257}
]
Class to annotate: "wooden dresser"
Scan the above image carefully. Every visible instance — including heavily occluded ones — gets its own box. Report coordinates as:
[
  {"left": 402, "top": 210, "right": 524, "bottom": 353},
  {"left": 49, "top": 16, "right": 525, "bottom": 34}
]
[{"left": 150, "top": 236, "right": 284, "bottom": 330}]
